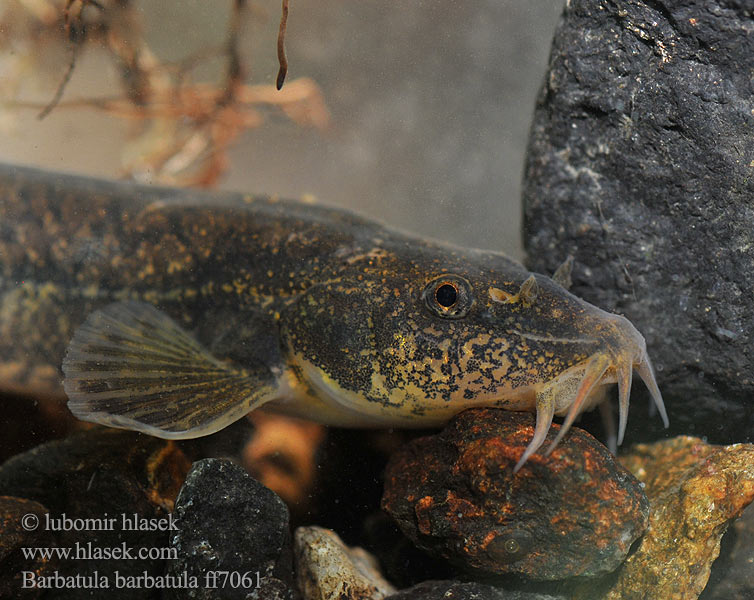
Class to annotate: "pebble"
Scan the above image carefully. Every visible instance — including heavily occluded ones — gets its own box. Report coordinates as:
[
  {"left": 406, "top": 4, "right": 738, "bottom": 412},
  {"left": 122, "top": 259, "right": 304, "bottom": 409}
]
[
  {"left": 382, "top": 408, "right": 649, "bottom": 580},
  {"left": 294, "top": 525, "right": 395, "bottom": 600},
  {"left": 385, "top": 580, "right": 566, "bottom": 600},
  {"left": 166, "top": 458, "right": 295, "bottom": 600}
]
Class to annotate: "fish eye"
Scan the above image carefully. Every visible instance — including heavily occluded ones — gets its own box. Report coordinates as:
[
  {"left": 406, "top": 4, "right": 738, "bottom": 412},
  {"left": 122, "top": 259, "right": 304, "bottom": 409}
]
[
  {"left": 423, "top": 275, "right": 473, "bottom": 319},
  {"left": 435, "top": 283, "right": 458, "bottom": 307}
]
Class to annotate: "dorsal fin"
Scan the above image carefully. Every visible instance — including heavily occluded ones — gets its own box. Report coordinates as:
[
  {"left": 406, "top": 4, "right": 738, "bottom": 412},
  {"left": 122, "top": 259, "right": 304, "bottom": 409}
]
[
  {"left": 552, "top": 256, "right": 574, "bottom": 290},
  {"left": 62, "top": 301, "right": 279, "bottom": 438}
]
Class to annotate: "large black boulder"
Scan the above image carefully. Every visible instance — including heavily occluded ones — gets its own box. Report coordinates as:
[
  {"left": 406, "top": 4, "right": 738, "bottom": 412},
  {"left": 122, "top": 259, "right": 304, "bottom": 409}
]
[{"left": 523, "top": 0, "right": 754, "bottom": 442}]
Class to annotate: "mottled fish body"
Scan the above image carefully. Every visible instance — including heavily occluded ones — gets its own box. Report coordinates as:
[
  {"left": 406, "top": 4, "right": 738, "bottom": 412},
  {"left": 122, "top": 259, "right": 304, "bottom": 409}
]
[{"left": 0, "top": 164, "right": 667, "bottom": 470}]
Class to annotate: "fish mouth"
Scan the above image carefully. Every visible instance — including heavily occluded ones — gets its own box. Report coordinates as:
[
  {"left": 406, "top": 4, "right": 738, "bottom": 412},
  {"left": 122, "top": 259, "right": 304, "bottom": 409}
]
[{"left": 514, "top": 315, "right": 669, "bottom": 473}]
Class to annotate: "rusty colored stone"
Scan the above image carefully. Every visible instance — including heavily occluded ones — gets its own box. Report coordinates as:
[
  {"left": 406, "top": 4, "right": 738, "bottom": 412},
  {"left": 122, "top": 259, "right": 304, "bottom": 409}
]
[
  {"left": 381, "top": 408, "right": 649, "bottom": 580},
  {"left": 573, "top": 436, "right": 754, "bottom": 600}
]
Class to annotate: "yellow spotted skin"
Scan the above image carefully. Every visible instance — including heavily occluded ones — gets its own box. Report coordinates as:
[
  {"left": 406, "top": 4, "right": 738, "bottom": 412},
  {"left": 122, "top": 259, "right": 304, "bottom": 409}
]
[
  {"left": 278, "top": 254, "right": 619, "bottom": 427},
  {"left": 0, "top": 164, "right": 660, "bottom": 445}
]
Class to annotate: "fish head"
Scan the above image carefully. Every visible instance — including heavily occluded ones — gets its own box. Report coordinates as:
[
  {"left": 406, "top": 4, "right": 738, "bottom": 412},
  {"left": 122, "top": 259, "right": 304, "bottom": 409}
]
[{"left": 281, "top": 245, "right": 666, "bottom": 448}]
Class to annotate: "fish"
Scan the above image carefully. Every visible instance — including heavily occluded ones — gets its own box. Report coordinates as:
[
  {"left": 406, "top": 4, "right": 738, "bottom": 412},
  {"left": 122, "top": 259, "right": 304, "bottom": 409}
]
[{"left": 0, "top": 163, "right": 668, "bottom": 471}]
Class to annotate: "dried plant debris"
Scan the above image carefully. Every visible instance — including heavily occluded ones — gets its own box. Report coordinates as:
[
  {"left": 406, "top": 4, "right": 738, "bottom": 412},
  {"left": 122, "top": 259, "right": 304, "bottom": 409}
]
[
  {"left": 0, "top": 0, "right": 329, "bottom": 186},
  {"left": 573, "top": 436, "right": 754, "bottom": 600},
  {"left": 37, "top": 0, "right": 97, "bottom": 119}
]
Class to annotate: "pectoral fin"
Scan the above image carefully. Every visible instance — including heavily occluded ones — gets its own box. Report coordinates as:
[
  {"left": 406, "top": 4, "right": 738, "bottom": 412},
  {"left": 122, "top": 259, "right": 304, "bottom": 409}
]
[{"left": 62, "top": 301, "right": 279, "bottom": 438}]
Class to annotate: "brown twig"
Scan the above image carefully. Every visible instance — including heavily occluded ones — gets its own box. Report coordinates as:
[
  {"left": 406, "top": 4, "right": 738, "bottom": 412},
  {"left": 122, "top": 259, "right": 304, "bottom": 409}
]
[
  {"left": 38, "top": 43, "right": 80, "bottom": 120},
  {"left": 276, "top": 0, "right": 289, "bottom": 90},
  {"left": 39, "top": 0, "right": 104, "bottom": 119},
  {"left": 218, "top": 0, "right": 246, "bottom": 107}
]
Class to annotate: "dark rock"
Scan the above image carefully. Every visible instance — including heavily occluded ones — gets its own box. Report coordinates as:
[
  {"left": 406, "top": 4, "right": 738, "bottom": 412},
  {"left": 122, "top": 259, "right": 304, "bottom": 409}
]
[
  {"left": 0, "top": 428, "right": 189, "bottom": 513},
  {"left": 362, "top": 511, "right": 458, "bottom": 588},
  {"left": 166, "top": 458, "right": 295, "bottom": 600},
  {"left": 382, "top": 408, "right": 648, "bottom": 580},
  {"left": 0, "top": 428, "right": 190, "bottom": 600},
  {"left": 0, "top": 496, "right": 55, "bottom": 599},
  {"left": 0, "top": 393, "right": 73, "bottom": 464},
  {"left": 244, "top": 576, "right": 296, "bottom": 600},
  {"left": 385, "top": 580, "right": 566, "bottom": 600},
  {"left": 523, "top": 0, "right": 754, "bottom": 443},
  {"left": 701, "top": 502, "right": 754, "bottom": 600}
]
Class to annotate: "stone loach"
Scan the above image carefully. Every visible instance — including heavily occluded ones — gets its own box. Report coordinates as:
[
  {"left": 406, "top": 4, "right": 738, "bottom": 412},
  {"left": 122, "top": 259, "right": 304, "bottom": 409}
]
[{"left": 522, "top": 0, "right": 754, "bottom": 442}]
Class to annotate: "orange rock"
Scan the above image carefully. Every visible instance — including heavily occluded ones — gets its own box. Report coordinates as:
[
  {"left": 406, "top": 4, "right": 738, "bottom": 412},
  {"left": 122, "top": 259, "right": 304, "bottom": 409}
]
[
  {"left": 573, "top": 436, "right": 754, "bottom": 600},
  {"left": 382, "top": 408, "right": 648, "bottom": 580}
]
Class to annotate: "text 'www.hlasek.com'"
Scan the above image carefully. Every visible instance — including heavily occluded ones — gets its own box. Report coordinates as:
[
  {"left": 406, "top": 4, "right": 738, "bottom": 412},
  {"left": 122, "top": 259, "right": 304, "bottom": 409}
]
[{"left": 17, "top": 512, "right": 263, "bottom": 591}]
